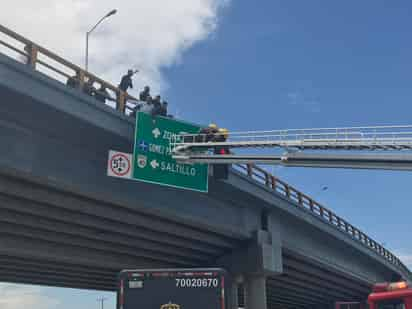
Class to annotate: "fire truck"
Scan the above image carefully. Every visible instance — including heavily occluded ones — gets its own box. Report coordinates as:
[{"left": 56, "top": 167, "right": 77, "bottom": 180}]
[{"left": 336, "top": 281, "right": 412, "bottom": 309}]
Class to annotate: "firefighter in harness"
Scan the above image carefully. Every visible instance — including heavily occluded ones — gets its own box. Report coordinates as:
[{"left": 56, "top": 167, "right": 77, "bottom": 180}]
[{"left": 197, "top": 123, "right": 219, "bottom": 142}]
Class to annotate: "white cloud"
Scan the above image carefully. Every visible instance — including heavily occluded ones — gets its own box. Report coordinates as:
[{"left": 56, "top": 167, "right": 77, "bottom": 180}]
[
  {"left": 0, "top": 283, "right": 59, "bottom": 309},
  {"left": 0, "top": 0, "right": 230, "bottom": 95}
]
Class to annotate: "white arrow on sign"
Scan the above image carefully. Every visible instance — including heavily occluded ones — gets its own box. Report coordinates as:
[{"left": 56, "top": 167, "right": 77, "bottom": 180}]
[
  {"left": 150, "top": 160, "right": 160, "bottom": 169},
  {"left": 152, "top": 128, "right": 161, "bottom": 139}
]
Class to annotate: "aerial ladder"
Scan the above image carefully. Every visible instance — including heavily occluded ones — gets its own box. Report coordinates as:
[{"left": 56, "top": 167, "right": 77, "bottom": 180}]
[{"left": 171, "top": 125, "right": 412, "bottom": 171}]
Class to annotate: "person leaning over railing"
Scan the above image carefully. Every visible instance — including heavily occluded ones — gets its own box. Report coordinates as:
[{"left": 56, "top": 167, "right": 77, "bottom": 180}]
[
  {"left": 83, "top": 78, "right": 96, "bottom": 96},
  {"left": 139, "top": 85, "right": 151, "bottom": 101},
  {"left": 66, "top": 72, "right": 80, "bottom": 89},
  {"left": 94, "top": 85, "right": 114, "bottom": 104}
]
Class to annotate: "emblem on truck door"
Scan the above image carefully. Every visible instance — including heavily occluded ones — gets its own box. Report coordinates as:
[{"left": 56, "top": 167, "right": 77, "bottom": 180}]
[{"left": 160, "top": 302, "right": 180, "bottom": 309}]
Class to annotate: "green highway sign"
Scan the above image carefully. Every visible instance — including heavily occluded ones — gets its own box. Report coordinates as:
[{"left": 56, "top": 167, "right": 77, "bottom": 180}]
[{"left": 132, "top": 112, "right": 208, "bottom": 192}]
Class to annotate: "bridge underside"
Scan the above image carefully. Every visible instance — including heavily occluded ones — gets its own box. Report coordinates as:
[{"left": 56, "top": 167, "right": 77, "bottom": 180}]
[
  {"left": 0, "top": 253, "right": 371, "bottom": 309},
  {"left": 0, "top": 166, "right": 371, "bottom": 309},
  {"left": 0, "top": 179, "right": 372, "bottom": 309}
]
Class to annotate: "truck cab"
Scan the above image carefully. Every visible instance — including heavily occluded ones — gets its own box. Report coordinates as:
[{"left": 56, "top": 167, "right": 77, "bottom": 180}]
[
  {"left": 336, "top": 282, "right": 412, "bottom": 309},
  {"left": 368, "top": 282, "right": 412, "bottom": 309}
]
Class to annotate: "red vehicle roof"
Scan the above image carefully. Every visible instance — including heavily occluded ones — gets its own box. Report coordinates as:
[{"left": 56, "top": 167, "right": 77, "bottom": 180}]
[{"left": 369, "top": 288, "right": 412, "bottom": 302}]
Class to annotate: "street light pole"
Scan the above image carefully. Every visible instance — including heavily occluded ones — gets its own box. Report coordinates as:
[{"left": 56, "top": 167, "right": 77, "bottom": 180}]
[
  {"left": 86, "top": 31, "right": 90, "bottom": 71},
  {"left": 85, "top": 9, "right": 117, "bottom": 71}
]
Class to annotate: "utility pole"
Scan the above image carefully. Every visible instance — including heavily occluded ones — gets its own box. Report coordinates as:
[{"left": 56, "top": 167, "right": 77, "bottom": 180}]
[{"left": 97, "top": 296, "right": 108, "bottom": 309}]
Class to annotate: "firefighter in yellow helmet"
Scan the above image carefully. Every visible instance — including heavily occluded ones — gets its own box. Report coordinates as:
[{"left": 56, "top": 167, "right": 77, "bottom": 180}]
[
  {"left": 216, "top": 128, "right": 229, "bottom": 142},
  {"left": 221, "top": 128, "right": 229, "bottom": 141},
  {"left": 198, "top": 123, "right": 219, "bottom": 142}
]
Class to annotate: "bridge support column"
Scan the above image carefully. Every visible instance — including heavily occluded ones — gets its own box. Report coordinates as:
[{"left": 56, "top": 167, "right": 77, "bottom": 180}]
[
  {"left": 216, "top": 228, "right": 282, "bottom": 309},
  {"left": 244, "top": 275, "right": 267, "bottom": 309}
]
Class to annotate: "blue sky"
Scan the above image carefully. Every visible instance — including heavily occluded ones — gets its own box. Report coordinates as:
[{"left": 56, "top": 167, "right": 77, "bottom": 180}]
[
  {"left": 167, "top": 1, "right": 412, "bottom": 128},
  {"left": 166, "top": 0, "right": 412, "bottom": 255},
  {"left": 1, "top": 1, "right": 412, "bottom": 308}
]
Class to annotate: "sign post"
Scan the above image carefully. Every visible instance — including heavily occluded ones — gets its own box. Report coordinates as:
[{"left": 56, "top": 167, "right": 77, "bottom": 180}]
[{"left": 132, "top": 112, "right": 208, "bottom": 192}]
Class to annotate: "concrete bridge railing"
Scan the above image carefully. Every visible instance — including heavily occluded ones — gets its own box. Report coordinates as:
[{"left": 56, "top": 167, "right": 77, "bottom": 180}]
[
  {"left": 233, "top": 164, "right": 410, "bottom": 276},
  {"left": 0, "top": 23, "right": 136, "bottom": 114}
]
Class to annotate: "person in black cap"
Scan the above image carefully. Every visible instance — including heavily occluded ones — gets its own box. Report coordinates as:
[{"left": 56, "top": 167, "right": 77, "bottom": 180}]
[{"left": 119, "top": 69, "right": 135, "bottom": 92}]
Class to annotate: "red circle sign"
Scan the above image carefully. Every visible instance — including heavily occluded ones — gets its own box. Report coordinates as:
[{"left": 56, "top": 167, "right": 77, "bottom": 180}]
[{"left": 110, "top": 153, "right": 131, "bottom": 176}]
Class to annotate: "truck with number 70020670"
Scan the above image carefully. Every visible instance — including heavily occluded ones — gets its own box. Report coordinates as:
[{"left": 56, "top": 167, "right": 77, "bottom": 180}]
[{"left": 117, "top": 268, "right": 229, "bottom": 309}]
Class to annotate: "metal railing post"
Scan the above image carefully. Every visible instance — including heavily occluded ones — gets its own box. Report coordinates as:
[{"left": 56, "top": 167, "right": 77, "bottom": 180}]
[
  {"left": 285, "top": 185, "right": 291, "bottom": 198},
  {"left": 319, "top": 207, "right": 324, "bottom": 218},
  {"left": 271, "top": 176, "right": 276, "bottom": 190},
  {"left": 265, "top": 173, "right": 270, "bottom": 187},
  {"left": 297, "top": 192, "right": 303, "bottom": 206},
  {"left": 247, "top": 164, "right": 253, "bottom": 177},
  {"left": 27, "top": 43, "right": 38, "bottom": 69},
  {"left": 77, "top": 70, "right": 85, "bottom": 90},
  {"left": 309, "top": 199, "right": 314, "bottom": 212}
]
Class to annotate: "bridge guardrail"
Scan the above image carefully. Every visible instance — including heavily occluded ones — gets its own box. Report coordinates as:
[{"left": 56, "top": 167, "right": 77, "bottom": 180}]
[
  {"left": 234, "top": 163, "right": 411, "bottom": 276},
  {"left": 0, "top": 23, "right": 409, "bottom": 277},
  {"left": 0, "top": 23, "right": 137, "bottom": 114}
]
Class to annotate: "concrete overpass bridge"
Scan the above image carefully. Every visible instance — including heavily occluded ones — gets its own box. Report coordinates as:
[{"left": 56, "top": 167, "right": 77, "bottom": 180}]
[{"left": 0, "top": 24, "right": 410, "bottom": 309}]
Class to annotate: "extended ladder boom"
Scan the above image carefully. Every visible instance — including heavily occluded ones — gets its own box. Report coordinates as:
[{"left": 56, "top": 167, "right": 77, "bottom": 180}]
[
  {"left": 172, "top": 125, "right": 412, "bottom": 153},
  {"left": 171, "top": 125, "right": 412, "bottom": 170},
  {"left": 174, "top": 153, "right": 412, "bottom": 171}
]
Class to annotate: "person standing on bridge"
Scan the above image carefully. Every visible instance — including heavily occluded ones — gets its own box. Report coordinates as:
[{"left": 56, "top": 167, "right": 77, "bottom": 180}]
[{"left": 119, "top": 69, "right": 135, "bottom": 93}]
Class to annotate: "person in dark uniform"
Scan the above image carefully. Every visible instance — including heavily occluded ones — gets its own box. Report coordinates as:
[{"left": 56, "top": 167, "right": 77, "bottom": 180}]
[
  {"left": 151, "top": 95, "right": 162, "bottom": 116},
  {"left": 95, "top": 85, "right": 110, "bottom": 103},
  {"left": 216, "top": 128, "right": 229, "bottom": 142},
  {"left": 196, "top": 123, "right": 218, "bottom": 142},
  {"left": 213, "top": 128, "right": 230, "bottom": 179},
  {"left": 139, "top": 86, "right": 151, "bottom": 101},
  {"left": 67, "top": 72, "right": 80, "bottom": 89},
  {"left": 159, "top": 101, "right": 168, "bottom": 116},
  {"left": 83, "top": 78, "right": 95, "bottom": 96},
  {"left": 207, "top": 124, "right": 219, "bottom": 142},
  {"left": 119, "top": 69, "right": 134, "bottom": 92}
]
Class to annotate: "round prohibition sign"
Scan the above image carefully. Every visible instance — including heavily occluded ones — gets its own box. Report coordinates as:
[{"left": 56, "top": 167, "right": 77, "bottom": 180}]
[{"left": 110, "top": 153, "right": 131, "bottom": 176}]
